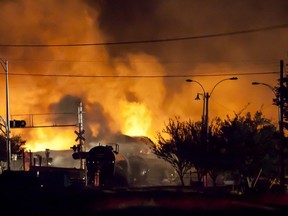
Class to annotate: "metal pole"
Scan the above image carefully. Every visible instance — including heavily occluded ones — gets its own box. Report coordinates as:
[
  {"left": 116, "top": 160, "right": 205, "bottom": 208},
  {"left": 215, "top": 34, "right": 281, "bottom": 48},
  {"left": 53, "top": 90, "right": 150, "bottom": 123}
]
[
  {"left": 5, "top": 60, "right": 11, "bottom": 171},
  {"left": 78, "top": 102, "right": 84, "bottom": 169},
  {"left": 205, "top": 92, "right": 209, "bottom": 149},
  {"left": 279, "top": 59, "right": 285, "bottom": 192},
  {"left": 201, "top": 93, "right": 206, "bottom": 137},
  {"left": 77, "top": 102, "right": 87, "bottom": 186}
]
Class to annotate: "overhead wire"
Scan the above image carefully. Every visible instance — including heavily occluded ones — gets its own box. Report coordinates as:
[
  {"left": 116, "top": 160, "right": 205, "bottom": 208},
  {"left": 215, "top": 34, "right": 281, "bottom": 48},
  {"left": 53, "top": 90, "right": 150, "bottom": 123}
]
[
  {"left": 0, "top": 71, "right": 279, "bottom": 78},
  {"left": 0, "top": 23, "right": 287, "bottom": 47},
  {"left": 0, "top": 23, "right": 285, "bottom": 78}
]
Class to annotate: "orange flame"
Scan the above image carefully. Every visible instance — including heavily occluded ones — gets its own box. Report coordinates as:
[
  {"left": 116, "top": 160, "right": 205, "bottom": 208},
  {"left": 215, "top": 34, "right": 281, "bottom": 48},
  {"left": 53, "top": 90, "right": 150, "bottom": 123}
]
[
  {"left": 121, "top": 101, "right": 152, "bottom": 137},
  {"left": 23, "top": 128, "right": 75, "bottom": 152}
]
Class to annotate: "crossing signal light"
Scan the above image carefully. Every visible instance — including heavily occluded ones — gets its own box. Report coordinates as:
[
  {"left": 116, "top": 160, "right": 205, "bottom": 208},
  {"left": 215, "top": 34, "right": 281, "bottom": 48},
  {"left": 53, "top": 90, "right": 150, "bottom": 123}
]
[
  {"left": 70, "top": 144, "right": 81, "bottom": 153},
  {"left": 10, "top": 120, "right": 26, "bottom": 128}
]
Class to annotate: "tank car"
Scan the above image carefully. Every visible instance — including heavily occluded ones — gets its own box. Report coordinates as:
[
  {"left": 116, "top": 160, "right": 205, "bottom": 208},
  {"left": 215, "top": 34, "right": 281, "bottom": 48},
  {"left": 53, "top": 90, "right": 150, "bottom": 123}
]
[
  {"left": 72, "top": 143, "right": 151, "bottom": 188},
  {"left": 85, "top": 145, "right": 129, "bottom": 187}
]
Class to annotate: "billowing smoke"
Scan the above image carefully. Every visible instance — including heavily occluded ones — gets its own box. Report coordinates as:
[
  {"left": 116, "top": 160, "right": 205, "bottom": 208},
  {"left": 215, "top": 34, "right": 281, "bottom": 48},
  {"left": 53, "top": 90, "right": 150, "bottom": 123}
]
[{"left": 0, "top": 0, "right": 287, "bottom": 155}]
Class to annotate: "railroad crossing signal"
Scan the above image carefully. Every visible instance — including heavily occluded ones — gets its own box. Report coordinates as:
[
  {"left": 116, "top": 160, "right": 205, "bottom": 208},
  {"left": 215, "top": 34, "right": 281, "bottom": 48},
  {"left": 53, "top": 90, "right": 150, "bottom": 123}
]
[{"left": 75, "top": 129, "right": 85, "bottom": 142}]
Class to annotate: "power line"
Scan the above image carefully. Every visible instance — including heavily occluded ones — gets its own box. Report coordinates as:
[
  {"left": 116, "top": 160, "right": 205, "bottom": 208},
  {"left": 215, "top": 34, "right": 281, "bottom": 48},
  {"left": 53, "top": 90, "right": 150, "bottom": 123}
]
[
  {"left": 8, "top": 58, "right": 281, "bottom": 66},
  {"left": 0, "top": 71, "right": 279, "bottom": 78},
  {"left": 1, "top": 23, "right": 288, "bottom": 47}
]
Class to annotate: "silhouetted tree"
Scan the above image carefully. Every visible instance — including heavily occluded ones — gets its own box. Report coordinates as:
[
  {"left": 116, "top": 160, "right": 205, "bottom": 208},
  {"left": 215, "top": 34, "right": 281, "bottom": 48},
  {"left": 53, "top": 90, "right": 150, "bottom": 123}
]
[
  {"left": 0, "top": 134, "right": 26, "bottom": 162},
  {"left": 212, "top": 111, "right": 278, "bottom": 191},
  {"left": 153, "top": 116, "right": 201, "bottom": 186},
  {"left": 274, "top": 73, "right": 288, "bottom": 191},
  {"left": 153, "top": 111, "right": 279, "bottom": 190},
  {"left": 0, "top": 135, "right": 6, "bottom": 162}
]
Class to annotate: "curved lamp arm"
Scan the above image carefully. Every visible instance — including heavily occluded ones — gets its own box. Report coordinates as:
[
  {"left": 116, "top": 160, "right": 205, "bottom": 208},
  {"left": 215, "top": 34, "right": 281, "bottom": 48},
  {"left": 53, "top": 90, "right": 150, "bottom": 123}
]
[
  {"left": 186, "top": 79, "right": 206, "bottom": 94},
  {"left": 210, "top": 77, "right": 238, "bottom": 97},
  {"left": 252, "top": 82, "right": 277, "bottom": 97}
]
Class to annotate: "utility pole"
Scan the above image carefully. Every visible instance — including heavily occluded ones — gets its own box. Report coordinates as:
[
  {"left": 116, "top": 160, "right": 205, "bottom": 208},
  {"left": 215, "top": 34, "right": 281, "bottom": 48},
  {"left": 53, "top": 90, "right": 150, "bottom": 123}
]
[
  {"left": 279, "top": 59, "right": 285, "bottom": 192},
  {"left": 5, "top": 60, "right": 11, "bottom": 171},
  {"left": 0, "top": 59, "right": 11, "bottom": 171}
]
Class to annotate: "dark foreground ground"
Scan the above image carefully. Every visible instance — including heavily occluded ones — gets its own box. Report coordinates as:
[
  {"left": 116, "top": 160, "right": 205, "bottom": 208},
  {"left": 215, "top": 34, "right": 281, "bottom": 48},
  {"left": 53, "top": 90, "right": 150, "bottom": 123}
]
[
  {"left": 0, "top": 170, "right": 288, "bottom": 216},
  {"left": 1, "top": 184, "right": 288, "bottom": 216}
]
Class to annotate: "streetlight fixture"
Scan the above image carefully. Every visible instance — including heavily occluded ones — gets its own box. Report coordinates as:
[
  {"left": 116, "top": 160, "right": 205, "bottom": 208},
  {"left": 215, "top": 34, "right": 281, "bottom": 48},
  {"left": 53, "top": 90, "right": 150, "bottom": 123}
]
[
  {"left": 186, "top": 77, "right": 238, "bottom": 147},
  {"left": 0, "top": 58, "right": 11, "bottom": 171},
  {"left": 251, "top": 82, "right": 280, "bottom": 129}
]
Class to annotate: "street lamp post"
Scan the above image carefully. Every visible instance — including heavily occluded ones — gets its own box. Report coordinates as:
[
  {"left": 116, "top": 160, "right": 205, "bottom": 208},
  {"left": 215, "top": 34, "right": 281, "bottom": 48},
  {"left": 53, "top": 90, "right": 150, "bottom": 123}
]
[
  {"left": 195, "top": 92, "right": 206, "bottom": 130},
  {"left": 186, "top": 77, "right": 238, "bottom": 146},
  {"left": 0, "top": 58, "right": 11, "bottom": 171},
  {"left": 186, "top": 79, "right": 206, "bottom": 137}
]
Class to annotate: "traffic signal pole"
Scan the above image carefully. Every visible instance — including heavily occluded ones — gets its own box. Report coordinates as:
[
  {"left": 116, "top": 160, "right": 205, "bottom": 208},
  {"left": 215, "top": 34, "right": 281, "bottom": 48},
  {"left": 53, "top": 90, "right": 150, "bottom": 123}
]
[
  {"left": 0, "top": 58, "right": 12, "bottom": 171},
  {"left": 2, "top": 59, "right": 11, "bottom": 171}
]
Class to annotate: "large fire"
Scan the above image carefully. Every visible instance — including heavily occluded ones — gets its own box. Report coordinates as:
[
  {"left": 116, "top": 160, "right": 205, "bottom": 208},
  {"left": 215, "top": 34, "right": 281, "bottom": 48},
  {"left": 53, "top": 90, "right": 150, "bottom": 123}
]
[
  {"left": 0, "top": 1, "right": 283, "bottom": 154},
  {"left": 23, "top": 128, "right": 75, "bottom": 152},
  {"left": 121, "top": 101, "right": 152, "bottom": 137}
]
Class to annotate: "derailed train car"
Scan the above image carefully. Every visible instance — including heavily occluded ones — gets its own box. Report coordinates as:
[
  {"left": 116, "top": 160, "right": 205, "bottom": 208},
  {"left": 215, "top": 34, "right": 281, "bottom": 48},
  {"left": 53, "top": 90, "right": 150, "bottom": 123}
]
[{"left": 72, "top": 144, "right": 150, "bottom": 188}]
